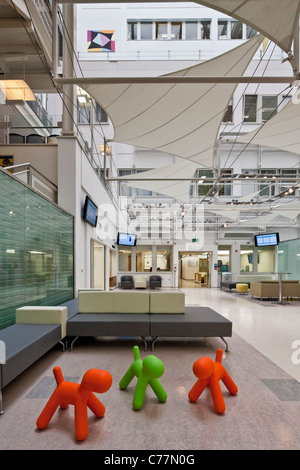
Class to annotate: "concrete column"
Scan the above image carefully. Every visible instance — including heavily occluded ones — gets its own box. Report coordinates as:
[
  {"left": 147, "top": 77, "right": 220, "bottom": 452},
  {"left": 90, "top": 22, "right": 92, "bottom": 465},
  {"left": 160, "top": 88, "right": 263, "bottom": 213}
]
[
  {"left": 62, "top": 3, "right": 76, "bottom": 136},
  {"left": 57, "top": 136, "right": 83, "bottom": 293}
]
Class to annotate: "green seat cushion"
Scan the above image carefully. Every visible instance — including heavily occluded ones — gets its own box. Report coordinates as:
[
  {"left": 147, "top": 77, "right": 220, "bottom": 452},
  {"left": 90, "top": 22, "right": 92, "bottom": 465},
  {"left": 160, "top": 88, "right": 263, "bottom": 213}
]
[
  {"left": 150, "top": 292, "right": 185, "bottom": 314},
  {"left": 78, "top": 291, "right": 114, "bottom": 313},
  {"left": 113, "top": 291, "right": 149, "bottom": 313}
]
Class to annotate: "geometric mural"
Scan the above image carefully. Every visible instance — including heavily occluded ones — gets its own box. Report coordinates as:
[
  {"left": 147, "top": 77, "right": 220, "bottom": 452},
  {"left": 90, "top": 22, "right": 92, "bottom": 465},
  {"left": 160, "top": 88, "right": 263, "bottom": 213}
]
[{"left": 87, "top": 30, "right": 115, "bottom": 52}]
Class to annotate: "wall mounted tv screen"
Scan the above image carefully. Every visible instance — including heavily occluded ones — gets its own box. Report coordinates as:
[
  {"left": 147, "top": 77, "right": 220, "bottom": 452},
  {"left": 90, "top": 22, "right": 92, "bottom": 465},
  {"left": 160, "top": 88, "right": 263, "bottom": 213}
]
[
  {"left": 117, "top": 233, "right": 137, "bottom": 246},
  {"left": 83, "top": 196, "right": 98, "bottom": 227},
  {"left": 254, "top": 233, "right": 279, "bottom": 247}
]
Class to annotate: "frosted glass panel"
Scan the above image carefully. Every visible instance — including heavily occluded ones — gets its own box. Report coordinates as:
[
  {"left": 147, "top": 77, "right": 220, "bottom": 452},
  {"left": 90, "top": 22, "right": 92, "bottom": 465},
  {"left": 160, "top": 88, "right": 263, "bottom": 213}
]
[
  {"left": 0, "top": 170, "right": 74, "bottom": 329},
  {"left": 278, "top": 239, "right": 300, "bottom": 280}
]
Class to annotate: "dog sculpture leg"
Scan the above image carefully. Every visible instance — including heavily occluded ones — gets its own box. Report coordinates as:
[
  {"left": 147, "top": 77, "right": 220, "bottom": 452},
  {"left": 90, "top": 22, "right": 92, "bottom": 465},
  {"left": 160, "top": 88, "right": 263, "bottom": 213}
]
[
  {"left": 87, "top": 392, "right": 106, "bottom": 417},
  {"left": 36, "top": 393, "right": 61, "bottom": 430}
]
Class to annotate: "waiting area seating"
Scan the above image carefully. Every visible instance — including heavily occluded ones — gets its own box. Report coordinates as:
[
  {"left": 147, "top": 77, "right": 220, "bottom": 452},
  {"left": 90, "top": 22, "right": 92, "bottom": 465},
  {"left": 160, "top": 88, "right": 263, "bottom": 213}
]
[
  {"left": 134, "top": 275, "right": 147, "bottom": 289},
  {"left": 120, "top": 275, "right": 134, "bottom": 289},
  {"left": 236, "top": 283, "right": 249, "bottom": 294},
  {"left": 0, "top": 291, "right": 233, "bottom": 413},
  {"left": 250, "top": 280, "right": 300, "bottom": 300},
  {"left": 149, "top": 275, "right": 162, "bottom": 289}
]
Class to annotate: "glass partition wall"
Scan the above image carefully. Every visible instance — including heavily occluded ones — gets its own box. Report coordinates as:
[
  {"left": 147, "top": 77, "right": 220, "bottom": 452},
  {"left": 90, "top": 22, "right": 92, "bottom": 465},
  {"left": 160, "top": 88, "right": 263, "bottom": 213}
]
[
  {"left": 0, "top": 170, "right": 74, "bottom": 329},
  {"left": 278, "top": 238, "right": 300, "bottom": 280}
]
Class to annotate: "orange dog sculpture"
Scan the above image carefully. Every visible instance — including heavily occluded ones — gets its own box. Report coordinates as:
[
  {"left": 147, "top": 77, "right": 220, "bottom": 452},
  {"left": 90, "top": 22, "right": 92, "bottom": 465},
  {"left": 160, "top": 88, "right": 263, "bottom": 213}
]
[
  {"left": 188, "top": 349, "right": 238, "bottom": 414},
  {"left": 36, "top": 366, "right": 112, "bottom": 441}
]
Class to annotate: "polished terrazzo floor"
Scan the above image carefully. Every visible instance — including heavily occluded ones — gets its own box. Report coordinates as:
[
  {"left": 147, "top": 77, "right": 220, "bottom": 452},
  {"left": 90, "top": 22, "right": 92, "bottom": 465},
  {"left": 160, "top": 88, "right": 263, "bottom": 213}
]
[{"left": 1, "top": 287, "right": 300, "bottom": 450}]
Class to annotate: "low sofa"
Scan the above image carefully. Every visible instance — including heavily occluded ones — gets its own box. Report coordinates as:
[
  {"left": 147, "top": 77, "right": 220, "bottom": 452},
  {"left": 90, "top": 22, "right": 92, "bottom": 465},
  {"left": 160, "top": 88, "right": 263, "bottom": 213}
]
[
  {"left": 0, "top": 298, "right": 78, "bottom": 414},
  {"left": 250, "top": 281, "right": 279, "bottom": 300},
  {"left": 250, "top": 280, "right": 300, "bottom": 300},
  {"left": 281, "top": 280, "right": 300, "bottom": 300},
  {"left": 67, "top": 290, "right": 232, "bottom": 353}
]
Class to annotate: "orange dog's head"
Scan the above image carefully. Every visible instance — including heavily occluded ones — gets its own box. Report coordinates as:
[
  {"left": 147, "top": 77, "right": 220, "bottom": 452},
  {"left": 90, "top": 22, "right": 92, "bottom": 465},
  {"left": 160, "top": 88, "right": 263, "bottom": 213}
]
[{"left": 80, "top": 369, "right": 112, "bottom": 393}]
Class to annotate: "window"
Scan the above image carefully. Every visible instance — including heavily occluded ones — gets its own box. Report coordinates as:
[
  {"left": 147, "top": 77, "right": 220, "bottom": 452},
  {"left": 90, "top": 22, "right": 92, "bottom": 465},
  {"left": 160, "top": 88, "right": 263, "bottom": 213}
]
[
  {"left": 77, "top": 99, "right": 91, "bottom": 124},
  {"left": 218, "top": 20, "right": 255, "bottom": 40},
  {"left": 185, "top": 21, "right": 197, "bottom": 40},
  {"left": 95, "top": 103, "right": 108, "bottom": 123},
  {"left": 127, "top": 20, "right": 211, "bottom": 41},
  {"left": 171, "top": 22, "right": 182, "bottom": 40},
  {"left": 223, "top": 99, "right": 233, "bottom": 123},
  {"left": 246, "top": 25, "right": 257, "bottom": 39},
  {"left": 219, "top": 169, "right": 232, "bottom": 196},
  {"left": 262, "top": 96, "right": 277, "bottom": 121},
  {"left": 279, "top": 169, "right": 297, "bottom": 195},
  {"left": 156, "top": 246, "right": 172, "bottom": 271},
  {"left": 257, "top": 246, "right": 275, "bottom": 273},
  {"left": 119, "top": 249, "right": 132, "bottom": 271},
  {"left": 156, "top": 22, "right": 168, "bottom": 40},
  {"left": 200, "top": 20, "right": 211, "bottom": 39},
  {"left": 197, "top": 169, "right": 214, "bottom": 196},
  {"left": 218, "top": 246, "right": 231, "bottom": 272},
  {"left": 141, "top": 22, "right": 153, "bottom": 40},
  {"left": 218, "top": 20, "right": 228, "bottom": 39},
  {"left": 118, "top": 170, "right": 132, "bottom": 197},
  {"left": 244, "top": 95, "right": 258, "bottom": 122},
  {"left": 259, "top": 169, "right": 276, "bottom": 197},
  {"left": 240, "top": 246, "right": 254, "bottom": 273},
  {"left": 136, "top": 246, "right": 152, "bottom": 272},
  {"left": 231, "top": 21, "right": 243, "bottom": 39},
  {"left": 244, "top": 95, "right": 278, "bottom": 123},
  {"left": 128, "top": 22, "right": 138, "bottom": 40}
]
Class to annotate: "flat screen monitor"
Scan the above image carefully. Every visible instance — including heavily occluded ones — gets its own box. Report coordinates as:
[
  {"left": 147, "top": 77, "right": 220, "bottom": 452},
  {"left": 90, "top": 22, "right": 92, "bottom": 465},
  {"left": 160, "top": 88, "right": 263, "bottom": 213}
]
[
  {"left": 83, "top": 196, "right": 98, "bottom": 227},
  {"left": 254, "top": 233, "right": 279, "bottom": 247},
  {"left": 117, "top": 233, "right": 137, "bottom": 246}
]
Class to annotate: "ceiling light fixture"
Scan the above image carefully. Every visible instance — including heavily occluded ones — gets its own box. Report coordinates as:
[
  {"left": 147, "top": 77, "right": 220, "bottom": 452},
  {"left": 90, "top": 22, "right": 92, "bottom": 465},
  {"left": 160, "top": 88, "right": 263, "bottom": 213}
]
[{"left": 0, "top": 80, "right": 35, "bottom": 101}]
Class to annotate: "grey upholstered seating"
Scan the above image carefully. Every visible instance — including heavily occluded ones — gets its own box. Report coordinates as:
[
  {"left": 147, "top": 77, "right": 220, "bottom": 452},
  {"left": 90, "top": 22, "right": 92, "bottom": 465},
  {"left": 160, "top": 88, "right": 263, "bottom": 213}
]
[
  {"left": 120, "top": 275, "right": 134, "bottom": 289},
  {"left": 149, "top": 275, "right": 162, "bottom": 289}
]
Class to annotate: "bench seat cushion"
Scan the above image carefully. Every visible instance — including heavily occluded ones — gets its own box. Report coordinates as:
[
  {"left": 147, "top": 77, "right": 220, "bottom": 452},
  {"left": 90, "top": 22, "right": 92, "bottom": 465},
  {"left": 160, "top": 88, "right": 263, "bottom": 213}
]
[
  {"left": 0, "top": 324, "right": 61, "bottom": 388},
  {"left": 15, "top": 306, "right": 68, "bottom": 338},
  {"left": 150, "top": 306, "right": 232, "bottom": 337}
]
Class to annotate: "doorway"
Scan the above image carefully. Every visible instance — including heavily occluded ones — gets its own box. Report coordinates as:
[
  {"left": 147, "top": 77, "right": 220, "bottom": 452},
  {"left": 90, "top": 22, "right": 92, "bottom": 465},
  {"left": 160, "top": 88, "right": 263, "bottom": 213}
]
[
  {"left": 91, "top": 240, "right": 105, "bottom": 289},
  {"left": 179, "top": 251, "right": 211, "bottom": 288}
]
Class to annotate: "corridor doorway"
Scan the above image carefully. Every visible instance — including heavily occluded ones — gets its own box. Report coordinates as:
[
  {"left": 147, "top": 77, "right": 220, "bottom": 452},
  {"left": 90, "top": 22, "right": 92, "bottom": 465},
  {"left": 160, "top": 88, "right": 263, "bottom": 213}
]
[{"left": 179, "top": 251, "right": 211, "bottom": 288}]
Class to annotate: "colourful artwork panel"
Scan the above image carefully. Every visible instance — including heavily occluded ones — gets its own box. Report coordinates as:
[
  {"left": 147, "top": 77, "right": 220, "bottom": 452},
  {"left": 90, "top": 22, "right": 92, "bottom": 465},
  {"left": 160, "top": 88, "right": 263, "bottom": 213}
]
[{"left": 87, "top": 30, "right": 115, "bottom": 52}]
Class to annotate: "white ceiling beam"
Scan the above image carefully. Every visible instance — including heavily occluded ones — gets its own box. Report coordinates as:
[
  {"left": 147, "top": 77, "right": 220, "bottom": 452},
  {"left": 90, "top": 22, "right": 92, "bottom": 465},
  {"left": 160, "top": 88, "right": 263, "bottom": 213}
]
[{"left": 55, "top": 76, "right": 297, "bottom": 85}]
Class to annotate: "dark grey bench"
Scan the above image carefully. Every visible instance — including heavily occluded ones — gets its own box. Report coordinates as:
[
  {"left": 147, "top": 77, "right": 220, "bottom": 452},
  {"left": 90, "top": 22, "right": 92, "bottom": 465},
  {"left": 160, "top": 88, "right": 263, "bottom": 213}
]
[
  {"left": 67, "top": 305, "right": 232, "bottom": 353},
  {"left": 68, "top": 313, "right": 150, "bottom": 351},
  {"left": 0, "top": 298, "right": 78, "bottom": 414},
  {"left": 220, "top": 281, "right": 250, "bottom": 291},
  {"left": 149, "top": 307, "right": 232, "bottom": 351}
]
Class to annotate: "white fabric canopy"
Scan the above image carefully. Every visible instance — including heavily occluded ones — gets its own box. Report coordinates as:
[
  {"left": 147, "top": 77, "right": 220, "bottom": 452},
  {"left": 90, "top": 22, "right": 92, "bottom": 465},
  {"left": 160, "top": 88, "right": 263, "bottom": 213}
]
[
  {"left": 238, "top": 89, "right": 300, "bottom": 156},
  {"left": 83, "top": 35, "right": 263, "bottom": 170},
  {"left": 121, "top": 160, "right": 198, "bottom": 203},
  {"left": 196, "top": 0, "right": 300, "bottom": 53}
]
